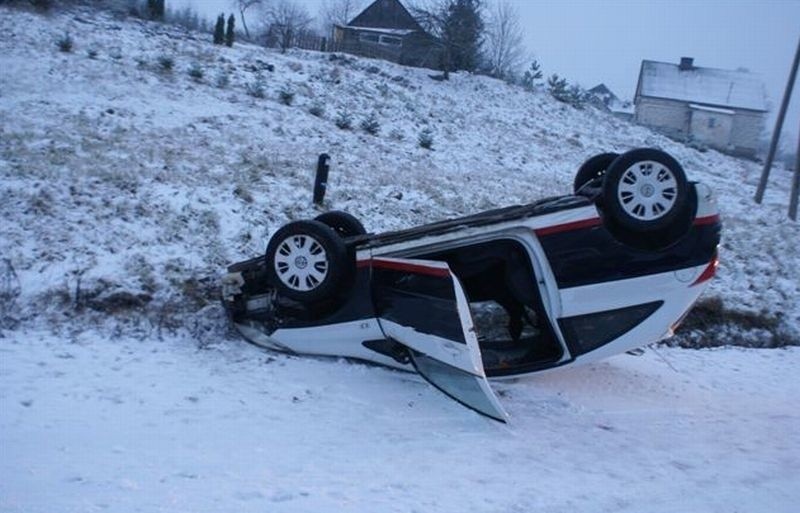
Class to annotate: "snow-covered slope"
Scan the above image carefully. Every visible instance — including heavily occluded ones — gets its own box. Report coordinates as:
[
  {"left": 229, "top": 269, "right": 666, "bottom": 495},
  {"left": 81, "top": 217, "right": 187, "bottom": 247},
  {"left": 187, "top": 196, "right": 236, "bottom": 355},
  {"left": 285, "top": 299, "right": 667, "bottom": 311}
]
[
  {"left": 0, "top": 6, "right": 797, "bottom": 344},
  {"left": 1, "top": 7, "right": 799, "bottom": 512}
]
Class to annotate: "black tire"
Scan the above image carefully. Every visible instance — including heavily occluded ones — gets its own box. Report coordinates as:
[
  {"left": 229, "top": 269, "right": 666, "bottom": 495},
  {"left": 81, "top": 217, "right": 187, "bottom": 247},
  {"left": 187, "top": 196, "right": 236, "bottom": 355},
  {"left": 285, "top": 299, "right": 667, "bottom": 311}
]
[
  {"left": 602, "top": 148, "right": 690, "bottom": 233},
  {"left": 314, "top": 210, "right": 366, "bottom": 238},
  {"left": 573, "top": 152, "right": 619, "bottom": 193},
  {"left": 265, "top": 220, "right": 350, "bottom": 303}
]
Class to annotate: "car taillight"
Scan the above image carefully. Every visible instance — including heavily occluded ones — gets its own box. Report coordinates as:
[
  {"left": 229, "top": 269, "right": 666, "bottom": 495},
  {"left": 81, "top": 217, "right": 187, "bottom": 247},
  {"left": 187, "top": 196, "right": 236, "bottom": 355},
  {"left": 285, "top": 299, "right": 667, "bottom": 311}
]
[{"left": 691, "top": 251, "right": 719, "bottom": 287}]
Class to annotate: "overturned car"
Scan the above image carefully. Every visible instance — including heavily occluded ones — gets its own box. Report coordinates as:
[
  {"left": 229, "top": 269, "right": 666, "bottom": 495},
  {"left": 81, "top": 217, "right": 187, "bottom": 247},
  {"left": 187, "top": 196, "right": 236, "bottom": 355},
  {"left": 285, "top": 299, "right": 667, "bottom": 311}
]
[{"left": 222, "top": 148, "right": 721, "bottom": 421}]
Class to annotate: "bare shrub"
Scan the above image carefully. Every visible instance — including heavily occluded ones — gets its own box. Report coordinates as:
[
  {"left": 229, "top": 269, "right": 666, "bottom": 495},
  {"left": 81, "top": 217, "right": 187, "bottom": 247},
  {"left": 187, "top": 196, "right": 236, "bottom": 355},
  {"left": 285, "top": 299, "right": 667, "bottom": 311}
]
[
  {"left": 0, "top": 259, "right": 21, "bottom": 331},
  {"left": 278, "top": 85, "right": 295, "bottom": 105},
  {"left": 157, "top": 54, "right": 174, "bottom": 72},
  {"left": 418, "top": 127, "right": 434, "bottom": 149}
]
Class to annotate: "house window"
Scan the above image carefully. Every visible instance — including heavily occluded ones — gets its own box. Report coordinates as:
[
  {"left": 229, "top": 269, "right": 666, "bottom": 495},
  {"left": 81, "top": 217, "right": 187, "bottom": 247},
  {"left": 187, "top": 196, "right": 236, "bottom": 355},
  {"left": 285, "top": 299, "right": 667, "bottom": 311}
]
[
  {"left": 358, "top": 32, "right": 402, "bottom": 47},
  {"left": 359, "top": 32, "right": 379, "bottom": 43},
  {"left": 708, "top": 118, "right": 717, "bottom": 128},
  {"left": 379, "top": 35, "right": 402, "bottom": 47}
]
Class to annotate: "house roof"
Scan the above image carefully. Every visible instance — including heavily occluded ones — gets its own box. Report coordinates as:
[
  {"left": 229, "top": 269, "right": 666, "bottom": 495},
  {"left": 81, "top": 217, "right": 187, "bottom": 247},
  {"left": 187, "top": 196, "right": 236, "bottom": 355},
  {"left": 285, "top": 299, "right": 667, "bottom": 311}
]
[
  {"left": 638, "top": 60, "right": 768, "bottom": 112},
  {"left": 348, "top": 0, "right": 423, "bottom": 32}
]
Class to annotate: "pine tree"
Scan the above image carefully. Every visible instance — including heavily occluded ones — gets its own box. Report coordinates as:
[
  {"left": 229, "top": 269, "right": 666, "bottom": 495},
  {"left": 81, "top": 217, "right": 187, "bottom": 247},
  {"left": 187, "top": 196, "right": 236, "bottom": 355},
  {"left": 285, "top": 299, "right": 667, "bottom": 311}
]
[
  {"left": 547, "top": 74, "right": 569, "bottom": 102},
  {"left": 225, "top": 14, "right": 236, "bottom": 47},
  {"left": 213, "top": 14, "right": 225, "bottom": 45},
  {"left": 442, "top": 0, "right": 484, "bottom": 72},
  {"left": 146, "top": 0, "right": 164, "bottom": 20},
  {"left": 521, "top": 60, "right": 543, "bottom": 91}
]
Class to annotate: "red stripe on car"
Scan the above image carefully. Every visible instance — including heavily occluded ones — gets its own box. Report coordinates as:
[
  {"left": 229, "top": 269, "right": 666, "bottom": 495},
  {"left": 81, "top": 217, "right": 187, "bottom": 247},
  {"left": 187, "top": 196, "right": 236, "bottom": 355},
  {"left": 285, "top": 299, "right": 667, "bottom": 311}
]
[
  {"left": 357, "top": 258, "right": 451, "bottom": 278},
  {"left": 693, "top": 214, "right": 720, "bottom": 226},
  {"left": 534, "top": 217, "right": 602, "bottom": 236}
]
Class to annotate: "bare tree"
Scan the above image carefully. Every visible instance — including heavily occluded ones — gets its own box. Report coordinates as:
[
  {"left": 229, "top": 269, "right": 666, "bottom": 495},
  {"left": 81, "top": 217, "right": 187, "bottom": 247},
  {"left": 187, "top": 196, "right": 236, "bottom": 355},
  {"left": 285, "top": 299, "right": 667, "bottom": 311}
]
[
  {"left": 318, "top": 0, "right": 364, "bottom": 37},
  {"left": 236, "top": 0, "right": 263, "bottom": 40},
  {"left": 484, "top": 1, "right": 525, "bottom": 81},
  {"left": 263, "top": 0, "right": 314, "bottom": 52}
]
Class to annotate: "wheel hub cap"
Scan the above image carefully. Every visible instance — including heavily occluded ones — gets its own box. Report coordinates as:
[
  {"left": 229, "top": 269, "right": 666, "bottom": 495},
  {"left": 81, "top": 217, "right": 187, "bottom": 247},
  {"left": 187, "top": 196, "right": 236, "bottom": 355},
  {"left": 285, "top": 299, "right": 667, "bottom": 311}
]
[
  {"left": 617, "top": 160, "right": 678, "bottom": 221},
  {"left": 273, "top": 234, "right": 329, "bottom": 292}
]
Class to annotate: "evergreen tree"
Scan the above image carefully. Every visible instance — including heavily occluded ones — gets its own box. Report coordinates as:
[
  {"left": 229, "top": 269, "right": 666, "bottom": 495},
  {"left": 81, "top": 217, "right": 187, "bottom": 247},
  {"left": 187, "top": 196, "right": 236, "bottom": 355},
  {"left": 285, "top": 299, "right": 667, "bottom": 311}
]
[
  {"left": 521, "top": 60, "right": 543, "bottom": 91},
  {"left": 146, "top": 0, "right": 165, "bottom": 20},
  {"left": 547, "top": 74, "right": 569, "bottom": 102},
  {"left": 225, "top": 14, "right": 236, "bottom": 47},
  {"left": 213, "top": 14, "right": 225, "bottom": 45},
  {"left": 442, "top": 0, "right": 484, "bottom": 72}
]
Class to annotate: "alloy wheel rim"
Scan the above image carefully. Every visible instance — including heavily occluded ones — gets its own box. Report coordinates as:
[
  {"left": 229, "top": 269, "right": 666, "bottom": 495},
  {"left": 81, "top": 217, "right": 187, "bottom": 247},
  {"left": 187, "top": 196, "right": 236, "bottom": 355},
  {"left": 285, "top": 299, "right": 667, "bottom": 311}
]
[
  {"left": 617, "top": 160, "right": 678, "bottom": 221},
  {"left": 273, "top": 234, "right": 329, "bottom": 291}
]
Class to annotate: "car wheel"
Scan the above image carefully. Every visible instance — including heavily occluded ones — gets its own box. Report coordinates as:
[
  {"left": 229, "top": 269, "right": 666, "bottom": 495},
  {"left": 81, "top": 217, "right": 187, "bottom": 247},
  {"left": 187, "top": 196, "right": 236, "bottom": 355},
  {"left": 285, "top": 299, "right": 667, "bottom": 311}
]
[
  {"left": 602, "top": 148, "right": 689, "bottom": 232},
  {"left": 314, "top": 210, "right": 366, "bottom": 238},
  {"left": 265, "top": 220, "right": 349, "bottom": 303},
  {"left": 573, "top": 152, "right": 619, "bottom": 193}
]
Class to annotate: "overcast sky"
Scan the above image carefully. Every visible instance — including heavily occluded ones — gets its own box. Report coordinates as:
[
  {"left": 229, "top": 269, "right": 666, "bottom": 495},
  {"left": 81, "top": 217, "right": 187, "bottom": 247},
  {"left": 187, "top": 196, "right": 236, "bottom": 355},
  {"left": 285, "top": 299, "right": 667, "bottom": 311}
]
[{"left": 174, "top": 0, "right": 800, "bottom": 142}]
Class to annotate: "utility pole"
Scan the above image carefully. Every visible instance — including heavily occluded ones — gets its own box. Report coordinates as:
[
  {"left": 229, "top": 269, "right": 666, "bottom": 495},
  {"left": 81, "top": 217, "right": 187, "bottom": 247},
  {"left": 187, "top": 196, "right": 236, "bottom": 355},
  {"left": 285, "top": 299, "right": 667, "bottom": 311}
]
[{"left": 755, "top": 36, "right": 800, "bottom": 217}]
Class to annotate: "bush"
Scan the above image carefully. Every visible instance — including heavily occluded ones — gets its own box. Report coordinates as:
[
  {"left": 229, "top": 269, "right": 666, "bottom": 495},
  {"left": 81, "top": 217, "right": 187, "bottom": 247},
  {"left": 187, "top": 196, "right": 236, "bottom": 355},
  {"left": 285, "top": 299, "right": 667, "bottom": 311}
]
[
  {"left": 157, "top": 55, "right": 174, "bottom": 72},
  {"left": 334, "top": 110, "right": 352, "bottom": 130},
  {"left": 57, "top": 32, "right": 73, "bottom": 53},
  {"left": 246, "top": 75, "right": 266, "bottom": 98},
  {"left": 566, "top": 84, "right": 588, "bottom": 109},
  {"left": 215, "top": 70, "right": 230, "bottom": 89},
  {"left": 86, "top": 48, "right": 99, "bottom": 59},
  {"left": 389, "top": 128, "right": 405, "bottom": 141},
  {"left": 188, "top": 62, "right": 204, "bottom": 82},
  {"left": 418, "top": 127, "right": 434, "bottom": 149},
  {"left": 360, "top": 113, "right": 380, "bottom": 135},
  {"left": 308, "top": 101, "right": 325, "bottom": 118},
  {"left": 278, "top": 85, "right": 294, "bottom": 105},
  {"left": 109, "top": 47, "right": 123, "bottom": 60}
]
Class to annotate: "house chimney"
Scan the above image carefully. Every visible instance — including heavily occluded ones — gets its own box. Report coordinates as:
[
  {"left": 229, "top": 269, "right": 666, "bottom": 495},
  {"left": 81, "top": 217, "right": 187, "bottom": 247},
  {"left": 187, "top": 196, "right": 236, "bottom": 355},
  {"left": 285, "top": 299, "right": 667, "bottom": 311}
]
[{"left": 679, "top": 57, "right": 694, "bottom": 71}]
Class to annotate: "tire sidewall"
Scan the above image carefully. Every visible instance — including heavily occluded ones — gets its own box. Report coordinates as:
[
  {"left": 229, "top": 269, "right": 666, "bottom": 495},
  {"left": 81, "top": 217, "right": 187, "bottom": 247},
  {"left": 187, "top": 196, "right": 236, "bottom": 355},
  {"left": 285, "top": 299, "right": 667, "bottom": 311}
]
[
  {"left": 602, "top": 148, "right": 689, "bottom": 232},
  {"left": 574, "top": 152, "right": 619, "bottom": 193}
]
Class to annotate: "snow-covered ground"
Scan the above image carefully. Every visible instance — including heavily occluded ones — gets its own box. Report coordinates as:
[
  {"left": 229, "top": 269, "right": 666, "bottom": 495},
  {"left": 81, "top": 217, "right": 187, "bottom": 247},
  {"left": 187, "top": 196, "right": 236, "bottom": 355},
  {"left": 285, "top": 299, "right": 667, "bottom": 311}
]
[
  {"left": 2, "top": 329, "right": 799, "bottom": 512},
  {"left": 1, "top": 5, "right": 799, "bottom": 512}
]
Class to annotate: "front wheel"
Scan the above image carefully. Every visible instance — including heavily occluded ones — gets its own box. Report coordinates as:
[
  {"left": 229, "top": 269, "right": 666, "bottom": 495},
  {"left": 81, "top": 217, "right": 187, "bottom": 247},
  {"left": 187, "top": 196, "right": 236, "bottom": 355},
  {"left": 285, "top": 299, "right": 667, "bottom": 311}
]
[
  {"left": 602, "top": 148, "right": 690, "bottom": 233},
  {"left": 265, "top": 220, "right": 350, "bottom": 303}
]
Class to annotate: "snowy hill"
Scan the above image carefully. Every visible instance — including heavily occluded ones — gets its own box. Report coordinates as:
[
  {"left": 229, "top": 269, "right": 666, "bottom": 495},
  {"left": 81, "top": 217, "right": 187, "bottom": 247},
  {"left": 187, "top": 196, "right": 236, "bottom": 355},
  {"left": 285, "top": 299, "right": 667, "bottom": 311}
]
[
  {"left": 1, "top": 6, "right": 799, "bottom": 512},
  {"left": 1, "top": 6, "right": 798, "bottom": 342}
]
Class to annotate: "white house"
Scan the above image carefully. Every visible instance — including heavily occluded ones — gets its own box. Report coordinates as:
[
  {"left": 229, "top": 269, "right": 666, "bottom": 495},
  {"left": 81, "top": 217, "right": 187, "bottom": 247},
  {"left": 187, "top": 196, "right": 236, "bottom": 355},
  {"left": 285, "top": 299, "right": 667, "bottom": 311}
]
[{"left": 634, "top": 57, "right": 768, "bottom": 158}]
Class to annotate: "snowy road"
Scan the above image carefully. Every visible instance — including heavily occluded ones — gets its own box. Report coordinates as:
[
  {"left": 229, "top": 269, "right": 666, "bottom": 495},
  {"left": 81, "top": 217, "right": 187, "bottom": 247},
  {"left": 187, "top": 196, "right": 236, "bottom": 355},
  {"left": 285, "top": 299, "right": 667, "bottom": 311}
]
[{"left": 2, "top": 330, "right": 797, "bottom": 513}]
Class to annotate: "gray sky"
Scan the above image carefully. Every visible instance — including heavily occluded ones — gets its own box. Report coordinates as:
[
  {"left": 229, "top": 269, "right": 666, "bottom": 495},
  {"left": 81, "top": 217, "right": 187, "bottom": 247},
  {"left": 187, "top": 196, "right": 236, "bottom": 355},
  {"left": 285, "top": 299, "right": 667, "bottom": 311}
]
[{"left": 175, "top": 0, "right": 800, "bottom": 142}]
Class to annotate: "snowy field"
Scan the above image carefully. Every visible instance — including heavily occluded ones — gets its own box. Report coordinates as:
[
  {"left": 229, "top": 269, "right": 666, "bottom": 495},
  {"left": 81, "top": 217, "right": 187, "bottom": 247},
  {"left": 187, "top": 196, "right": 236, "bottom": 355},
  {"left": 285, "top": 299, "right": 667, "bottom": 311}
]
[
  {"left": 1, "top": 5, "right": 799, "bottom": 512},
  {"left": 2, "top": 329, "right": 799, "bottom": 512}
]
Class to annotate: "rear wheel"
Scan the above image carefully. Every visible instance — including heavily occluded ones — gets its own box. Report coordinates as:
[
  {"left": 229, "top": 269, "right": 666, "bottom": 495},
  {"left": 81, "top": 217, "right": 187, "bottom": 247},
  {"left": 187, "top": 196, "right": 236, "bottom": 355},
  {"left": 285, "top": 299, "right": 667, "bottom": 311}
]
[
  {"left": 314, "top": 211, "right": 366, "bottom": 238},
  {"left": 602, "top": 148, "right": 690, "bottom": 233},
  {"left": 573, "top": 152, "right": 619, "bottom": 193},
  {"left": 265, "top": 220, "right": 349, "bottom": 303}
]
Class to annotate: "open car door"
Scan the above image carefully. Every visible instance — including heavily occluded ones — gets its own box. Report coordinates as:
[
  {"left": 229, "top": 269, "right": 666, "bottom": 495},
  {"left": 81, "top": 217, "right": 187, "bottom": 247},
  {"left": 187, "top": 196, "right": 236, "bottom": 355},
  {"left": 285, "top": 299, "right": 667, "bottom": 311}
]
[{"left": 369, "top": 257, "right": 508, "bottom": 422}]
